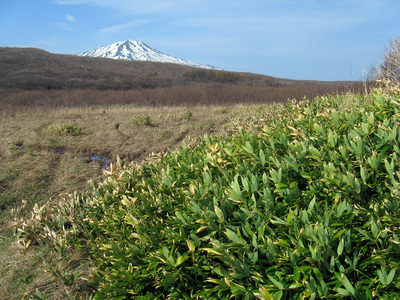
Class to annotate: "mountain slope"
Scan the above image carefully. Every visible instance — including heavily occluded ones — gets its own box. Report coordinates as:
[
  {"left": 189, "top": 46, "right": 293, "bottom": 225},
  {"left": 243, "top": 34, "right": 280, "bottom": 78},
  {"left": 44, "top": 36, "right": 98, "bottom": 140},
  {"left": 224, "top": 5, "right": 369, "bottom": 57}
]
[{"left": 79, "top": 39, "right": 219, "bottom": 70}]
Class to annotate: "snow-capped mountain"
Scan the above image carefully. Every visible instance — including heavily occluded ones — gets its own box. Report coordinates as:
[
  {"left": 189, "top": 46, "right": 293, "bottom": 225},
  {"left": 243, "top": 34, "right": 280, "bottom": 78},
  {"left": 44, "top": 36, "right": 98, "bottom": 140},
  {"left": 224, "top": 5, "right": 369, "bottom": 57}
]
[{"left": 78, "top": 39, "right": 219, "bottom": 70}]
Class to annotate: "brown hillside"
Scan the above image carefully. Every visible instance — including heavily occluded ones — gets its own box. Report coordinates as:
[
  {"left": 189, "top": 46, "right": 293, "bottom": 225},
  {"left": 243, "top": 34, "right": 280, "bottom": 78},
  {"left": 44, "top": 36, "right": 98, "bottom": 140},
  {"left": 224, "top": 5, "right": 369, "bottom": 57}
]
[{"left": 0, "top": 47, "right": 365, "bottom": 109}]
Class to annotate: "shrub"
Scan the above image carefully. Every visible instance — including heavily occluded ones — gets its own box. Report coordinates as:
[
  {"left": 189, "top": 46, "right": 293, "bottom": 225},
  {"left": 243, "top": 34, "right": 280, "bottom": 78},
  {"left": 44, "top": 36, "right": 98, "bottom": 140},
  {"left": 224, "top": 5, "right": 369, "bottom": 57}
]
[
  {"left": 182, "top": 109, "right": 193, "bottom": 120},
  {"left": 45, "top": 123, "right": 83, "bottom": 136},
  {"left": 131, "top": 115, "right": 152, "bottom": 126},
  {"left": 371, "top": 35, "right": 400, "bottom": 85},
  {"left": 17, "top": 91, "right": 400, "bottom": 299}
]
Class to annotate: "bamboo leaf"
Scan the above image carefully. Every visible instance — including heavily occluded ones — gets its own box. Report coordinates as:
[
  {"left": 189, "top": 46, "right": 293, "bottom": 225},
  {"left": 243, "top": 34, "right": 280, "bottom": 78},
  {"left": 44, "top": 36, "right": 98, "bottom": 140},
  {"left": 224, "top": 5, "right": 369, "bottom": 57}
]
[
  {"left": 313, "top": 268, "right": 323, "bottom": 282},
  {"left": 260, "top": 286, "right": 273, "bottom": 300},
  {"left": 174, "top": 255, "right": 189, "bottom": 267},
  {"left": 308, "top": 196, "right": 316, "bottom": 212},
  {"left": 187, "top": 240, "right": 195, "bottom": 252},
  {"left": 225, "top": 229, "right": 243, "bottom": 244},
  {"left": 260, "top": 149, "right": 266, "bottom": 166},
  {"left": 377, "top": 268, "right": 384, "bottom": 285},
  {"left": 243, "top": 141, "right": 254, "bottom": 154},
  {"left": 270, "top": 168, "right": 282, "bottom": 183},
  {"left": 241, "top": 176, "right": 250, "bottom": 192},
  {"left": 267, "top": 274, "right": 284, "bottom": 290},
  {"left": 272, "top": 290, "right": 283, "bottom": 300},
  {"left": 371, "top": 220, "right": 379, "bottom": 239},
  {"left": 214, "top": 205, "right": 225, "bottom": 223},
  {"left": 328, "top": 131, "right": 338, "bottom": 147},
  {"left": 294, "top": 266, "right": 301, "bottom": 282},
  {"left": 201, "top": 248, "right": 223, "bottom": 255},
  {"left": 308, "top": 146, "right": 322, "bottom": 159},
  {"left": 336, "top": 288, "right": 352, "bottom": 296},
  {"left": 387, "top": 268, "right": 396, "bottom": 285},
  {"left": 337, "top": 238, "right": 344, "bottom": 256},
  {"left": 341, "top": 274, "right": 356, "bottom": 295},
  {"left": 314, "top": 123, "right": 326, "bottom": 136}
]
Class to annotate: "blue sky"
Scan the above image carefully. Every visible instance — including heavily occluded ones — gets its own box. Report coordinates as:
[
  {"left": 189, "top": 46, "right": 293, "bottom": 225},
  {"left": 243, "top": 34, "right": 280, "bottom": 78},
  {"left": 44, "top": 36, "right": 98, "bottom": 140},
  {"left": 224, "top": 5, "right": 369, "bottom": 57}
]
[{"left": 1, "top": 0, "right": 400, "bottom": 81}]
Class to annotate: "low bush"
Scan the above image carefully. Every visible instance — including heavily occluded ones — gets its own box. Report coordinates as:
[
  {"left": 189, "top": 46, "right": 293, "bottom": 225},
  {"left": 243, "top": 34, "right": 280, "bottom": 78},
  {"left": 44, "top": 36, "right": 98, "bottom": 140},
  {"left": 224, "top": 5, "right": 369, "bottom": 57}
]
[
  {"left": 45, "top": 123, "right": 83, "bottom": 136},
  {"left": 17, "top": 91, "right": 400, "bottom": 299},
  {"left": 131, "top": 115, "right": 152, "bottom": 127}
]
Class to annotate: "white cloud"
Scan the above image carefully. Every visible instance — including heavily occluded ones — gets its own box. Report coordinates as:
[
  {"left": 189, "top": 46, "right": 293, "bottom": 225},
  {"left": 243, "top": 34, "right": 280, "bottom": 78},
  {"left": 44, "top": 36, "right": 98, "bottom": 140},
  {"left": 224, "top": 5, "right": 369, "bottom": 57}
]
[
  {"left": 100, "top": 20, "right": 151, "bottom": 33},
  {"left": 54, "top": 22, "right": 73, "bottom": 30},
  {"left": 32, "top": 37, "right": 63, "bottom": 47},
  {"left": 65, "top": 14, "right": 76, "bottom": 22},
  {"left": 53, "top": 0, "right": 87, "bottom": 4}
]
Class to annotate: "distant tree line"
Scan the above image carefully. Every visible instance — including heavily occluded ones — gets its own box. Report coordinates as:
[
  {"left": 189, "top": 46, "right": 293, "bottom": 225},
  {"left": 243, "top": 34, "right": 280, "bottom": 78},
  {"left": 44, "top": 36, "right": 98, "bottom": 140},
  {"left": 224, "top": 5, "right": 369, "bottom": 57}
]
[
  {"left": 183, "top": 70, "right": 240, "bottom": 83},
  {"left": 0, "top": 81, "right": 366, "bottom": 112},
  {"left": 0, "top": 76, "right": 173, "bottom": 91}
]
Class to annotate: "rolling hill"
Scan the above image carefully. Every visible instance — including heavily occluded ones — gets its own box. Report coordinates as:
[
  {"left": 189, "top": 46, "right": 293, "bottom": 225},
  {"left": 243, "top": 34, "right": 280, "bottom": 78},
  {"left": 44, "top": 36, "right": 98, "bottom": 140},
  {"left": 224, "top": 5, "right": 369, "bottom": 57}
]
[{"left": 0, "top": 46, "right": 355, "bottom": 91}]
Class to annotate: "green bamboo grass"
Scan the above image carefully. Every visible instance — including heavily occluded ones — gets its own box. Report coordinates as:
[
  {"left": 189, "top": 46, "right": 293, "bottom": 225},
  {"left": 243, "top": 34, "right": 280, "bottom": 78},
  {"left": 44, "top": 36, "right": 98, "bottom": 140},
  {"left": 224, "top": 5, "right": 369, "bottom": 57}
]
[{"left": 17, "top": 91, "right": 400, "bottom": 299}]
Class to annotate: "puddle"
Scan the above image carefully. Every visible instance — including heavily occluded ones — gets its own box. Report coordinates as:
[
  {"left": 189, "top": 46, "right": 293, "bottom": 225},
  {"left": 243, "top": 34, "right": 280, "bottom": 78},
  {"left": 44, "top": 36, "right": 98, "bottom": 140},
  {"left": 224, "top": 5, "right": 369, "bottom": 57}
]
[
  {"left": 54, "top": 147, "right": 66, "bottom": 154},
  {"left": 90, "top": 154, "right": 110, "bottom": 169}
]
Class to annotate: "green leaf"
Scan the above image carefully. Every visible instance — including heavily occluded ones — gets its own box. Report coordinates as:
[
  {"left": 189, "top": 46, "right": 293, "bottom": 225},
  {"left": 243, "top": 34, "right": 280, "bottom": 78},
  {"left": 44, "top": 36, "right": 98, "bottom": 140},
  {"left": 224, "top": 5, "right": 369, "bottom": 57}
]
[
  {"left": 267, "top": 274, "right": 284, "bottom": 290},
  {"left": 328, "top": 131, "right": 338, "bottom": 147},
  {"left": 214, "top": 205, "right": 225, "bottom": 223},
  {"left": 294, "top": 266, "right": 301, "bottom": 282},
  {"left": 378, "top": 268, "right": 387, "bottom": 285},
  {"left": 371, "top": 220, "right": 379, "bottom": 239},
  {"left": 360, "top": 166, "right": 368, "bottom": 182},
  {"left": 260, "top": 149, "right": 266, "bottom": 166},
  {"left": 314, "top": 123, "right": 326, "bottom": 136},
  {"left": 251, "top": 174, "right": 258, "bottom": 192},
  {"left": 175, "top": 211, "right": 187, "bottom": 224},
  {"left": 230, "top": 281, "right": 247, "bottom": 296},
  {"left": 272, "top": 290, "right": 283, "bottom": 300},
  {"left": 187, "top": 240, "right": 195, "bottom": 252},
  {"left": 260, "top": 286, "right": 273, "bottom": 300},
  {"left": 241, "top": 176, "right": 250, "bottom": 192},
  {"left": 308, "top": 196, "right": 316, "bottom": 212},
  {"left": 356, "top": 228, "right": 374, "bottom": 241},
  {"left": 162, "top": 246, "right": 169, "bottom": 259},
  {"left": 308, "top": 146, "right": 322, "bottom": 159},
  {"left": 385, "top": 159, "right": 394, "bottom": 175},
  {"left": 313, "top": 268, "right": 323, "bottom": 282},
  {"left": 387, "top": 268, "right": 396, "bottom": 285},
  {"left": 243, "top": 141, "right": 254, "bottom": 154},
  {"left": 161, "top": 169, "right": 173, "bottom": 187},
  {"left": 202, "top": 248, "right": 223, "bottom": 255},
  {"left": 225, "top": 229, "right": 243, "bottom": 244},
  {"left": 175, "top": 255, "right": 189, "bottom": 267},
  {"left": 270, "top": 168, "right": 282, "bottom": 183},
  {"left": 337, "top": 238, "right": 344, "bottom": 256},
  {"left": 341, "top": 274, "right": 356, "bottom": 295},
  {"left": 288, "top": 283, "right": 302, "bottom": 289},
  {"left": 336, "top": 288, "right": 352, "bottom": 296}
]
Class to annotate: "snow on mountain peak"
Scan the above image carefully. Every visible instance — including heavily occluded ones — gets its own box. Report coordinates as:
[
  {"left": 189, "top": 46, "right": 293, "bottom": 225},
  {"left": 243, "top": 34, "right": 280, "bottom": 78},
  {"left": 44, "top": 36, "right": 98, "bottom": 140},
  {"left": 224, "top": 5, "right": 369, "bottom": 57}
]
[{"left": 78, "top": 39, "right": 219, "bottom": 70}]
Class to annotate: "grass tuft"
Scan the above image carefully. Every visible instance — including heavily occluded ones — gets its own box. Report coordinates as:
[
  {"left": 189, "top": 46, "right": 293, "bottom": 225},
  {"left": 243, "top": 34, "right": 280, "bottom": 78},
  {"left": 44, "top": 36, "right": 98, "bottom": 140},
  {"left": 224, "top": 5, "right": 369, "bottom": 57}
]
[
  {"left": 131, "top": 115, "right": 152, "bottom": 127},
  {"left": 45, "top": 123, "right": 83, "bottom": 136}
]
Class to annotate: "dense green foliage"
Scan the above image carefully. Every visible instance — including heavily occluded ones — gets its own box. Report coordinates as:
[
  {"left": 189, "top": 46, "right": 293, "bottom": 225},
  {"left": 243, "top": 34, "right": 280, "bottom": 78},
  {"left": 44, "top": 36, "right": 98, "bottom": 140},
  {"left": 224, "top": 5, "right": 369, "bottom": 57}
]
[{"left": 18, "top": 91, "right": 400, "bottom": 299}]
